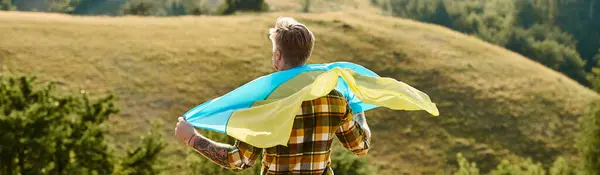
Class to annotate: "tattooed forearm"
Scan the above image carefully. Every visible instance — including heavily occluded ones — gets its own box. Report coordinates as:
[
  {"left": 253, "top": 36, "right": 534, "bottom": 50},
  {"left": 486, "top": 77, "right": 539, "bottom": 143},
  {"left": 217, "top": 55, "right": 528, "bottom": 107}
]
[{"left": 190, "top": 134, "right": 234, "bottom": 168}]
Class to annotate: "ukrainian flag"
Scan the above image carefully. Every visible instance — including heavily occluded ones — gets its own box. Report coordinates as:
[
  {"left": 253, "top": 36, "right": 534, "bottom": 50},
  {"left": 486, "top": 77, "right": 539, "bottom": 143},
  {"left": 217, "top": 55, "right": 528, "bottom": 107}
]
[{"left": 183, "top": 62, "right": 439, "bottom": 148}]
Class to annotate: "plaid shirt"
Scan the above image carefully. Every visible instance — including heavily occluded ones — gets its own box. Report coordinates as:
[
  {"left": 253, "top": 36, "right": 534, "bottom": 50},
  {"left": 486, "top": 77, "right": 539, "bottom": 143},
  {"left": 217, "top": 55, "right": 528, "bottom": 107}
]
[{"left": 225, "top": 90, "right": 370, "bottom": 175}]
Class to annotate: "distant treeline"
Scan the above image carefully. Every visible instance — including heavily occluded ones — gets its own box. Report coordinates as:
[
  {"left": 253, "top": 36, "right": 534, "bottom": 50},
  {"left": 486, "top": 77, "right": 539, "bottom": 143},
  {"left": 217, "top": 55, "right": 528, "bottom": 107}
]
[
  {"left": 377, "top": 0, "right": 600, "bottom": 87},
  {"left": 0, "top": 0, "right": 268, "bottom": 16}
]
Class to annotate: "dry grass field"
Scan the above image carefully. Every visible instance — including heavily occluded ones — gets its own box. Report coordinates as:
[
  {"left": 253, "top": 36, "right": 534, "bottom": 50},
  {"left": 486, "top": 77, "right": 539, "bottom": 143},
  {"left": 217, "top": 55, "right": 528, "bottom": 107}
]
[{"left": 1, "top": 7, "right": 598, "bottom": 174}]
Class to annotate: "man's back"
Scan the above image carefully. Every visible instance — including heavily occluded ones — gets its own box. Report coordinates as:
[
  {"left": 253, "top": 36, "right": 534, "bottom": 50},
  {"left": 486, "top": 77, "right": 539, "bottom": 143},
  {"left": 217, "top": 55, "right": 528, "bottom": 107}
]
[
  {"left": 174, "top": 17, "right": 371, "bottom": 175},
  {"left": 228, "top": 90, "right": 370, "bottom": 175}
]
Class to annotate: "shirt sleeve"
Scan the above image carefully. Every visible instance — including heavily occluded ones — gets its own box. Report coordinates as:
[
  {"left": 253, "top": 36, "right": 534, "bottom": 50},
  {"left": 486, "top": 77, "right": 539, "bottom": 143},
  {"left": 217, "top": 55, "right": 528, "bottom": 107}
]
[
  {"left": 335, "top": 105, "right": 370, "bottom": 155},
  {"left": 227, "top": 140, "right": 262, "bottom": 171}
]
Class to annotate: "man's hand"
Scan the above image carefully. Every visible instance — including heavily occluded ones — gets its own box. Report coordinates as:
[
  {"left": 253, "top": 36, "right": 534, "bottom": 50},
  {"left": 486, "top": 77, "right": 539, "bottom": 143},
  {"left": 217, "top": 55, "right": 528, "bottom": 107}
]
[
  {"left": 176, "top": 117, "right": 235, "bottom": 168},
  {"left": 352, "top": 112, "right": 371, "bottom": 140},
  {"left": 175, "top": 117, "right": 197, "bottom": 146}
]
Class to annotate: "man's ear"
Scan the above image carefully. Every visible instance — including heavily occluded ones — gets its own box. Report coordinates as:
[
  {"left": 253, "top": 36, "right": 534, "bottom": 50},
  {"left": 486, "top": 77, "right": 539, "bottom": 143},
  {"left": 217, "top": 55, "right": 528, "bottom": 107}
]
[{"left": 275, "top": 50, "right": 282, "bottom": 61}]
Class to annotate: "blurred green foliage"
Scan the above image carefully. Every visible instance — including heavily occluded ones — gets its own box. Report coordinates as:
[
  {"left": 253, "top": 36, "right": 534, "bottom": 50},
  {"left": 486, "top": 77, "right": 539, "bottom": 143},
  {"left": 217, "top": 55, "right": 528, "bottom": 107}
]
[
  {"left": 549, "top": 157, "right": 580, "bottom": 175},
  {"left": 578, "top": 102, "right": 600, "bottom": 175},
  {"left": 452, "top": 99, "right": 600, "bottom": 175},
  {"left": 218, "top": 0, "right": 268, "bottom": 15},
  {"left": 588, "top": 51, "right": 600, "bottom": 92},
  {"left": 120, "top": 0, "right": 164, "bottom": 16},
  {"left": 454, "top": 154, "right": 583, "bottom": 175},
  {"left": 330, "top": 145, "right": 374, "bottom": 175},
  {"left": 454, "top": 153, "right": 480, "bottom": 175},
  {"left": 381, "top": 0, "right": 600, "bottom": 86},
  {"left": 0, "top": 76, "right": 165, "bottom": 174},
  {"left": 0, "top": 0, "right": 16, "bottom": 10},
  {"left": 47, "top": 0, "right": 80, "bottom": 13},
  {"left": 4, "top": 0, "right": 268, "bottom": 16},
  {"left": 302, "top": 0, "right": 310, "bottom": 13}
]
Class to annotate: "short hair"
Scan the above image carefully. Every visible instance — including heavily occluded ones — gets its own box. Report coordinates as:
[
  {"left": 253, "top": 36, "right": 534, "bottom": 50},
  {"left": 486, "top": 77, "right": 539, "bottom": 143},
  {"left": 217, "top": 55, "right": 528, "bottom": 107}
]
[{"left": 270, "top": 17, "right": 315, "bottom": 67}]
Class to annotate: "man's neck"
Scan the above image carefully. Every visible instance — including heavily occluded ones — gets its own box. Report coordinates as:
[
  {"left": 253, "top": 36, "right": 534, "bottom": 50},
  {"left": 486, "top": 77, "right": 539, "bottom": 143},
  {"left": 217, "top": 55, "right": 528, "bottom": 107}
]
[{"left": 278, "top": 64, "right": 304, "bottom": 71}]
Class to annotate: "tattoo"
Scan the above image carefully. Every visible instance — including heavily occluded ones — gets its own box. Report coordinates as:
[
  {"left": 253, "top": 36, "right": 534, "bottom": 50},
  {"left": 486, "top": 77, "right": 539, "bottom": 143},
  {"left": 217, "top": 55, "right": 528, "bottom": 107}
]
[{"left": 191, "top": 134, "right": 234, "bottom": 168}]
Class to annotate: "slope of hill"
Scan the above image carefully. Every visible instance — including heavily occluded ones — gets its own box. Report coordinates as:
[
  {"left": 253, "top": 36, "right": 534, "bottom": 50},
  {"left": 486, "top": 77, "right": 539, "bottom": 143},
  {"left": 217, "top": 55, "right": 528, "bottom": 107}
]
[{"left": 1, "top": 11, "right": 598, "bottom": 174}]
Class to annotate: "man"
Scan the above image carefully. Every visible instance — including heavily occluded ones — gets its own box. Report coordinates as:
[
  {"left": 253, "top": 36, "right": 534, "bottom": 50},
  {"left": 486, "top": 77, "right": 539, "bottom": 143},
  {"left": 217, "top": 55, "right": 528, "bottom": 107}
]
[{"left": 175, "top": 17, "right": 371, "bottom": 175}]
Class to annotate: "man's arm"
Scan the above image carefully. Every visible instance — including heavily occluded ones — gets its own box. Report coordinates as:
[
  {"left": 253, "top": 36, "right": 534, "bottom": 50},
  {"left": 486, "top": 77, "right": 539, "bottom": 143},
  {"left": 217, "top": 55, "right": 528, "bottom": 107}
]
[
  {"left": 335, "top": 109, "right": 371, "bottom": 155},
  {"left": 188, "top": 134, "right": 233, "bottom": 167},
  {"left": 175, "top": 117, "right": 261, "bottom": 171},
  {"left": 352, "top": 112, "right": 371, "bottom": 142}
]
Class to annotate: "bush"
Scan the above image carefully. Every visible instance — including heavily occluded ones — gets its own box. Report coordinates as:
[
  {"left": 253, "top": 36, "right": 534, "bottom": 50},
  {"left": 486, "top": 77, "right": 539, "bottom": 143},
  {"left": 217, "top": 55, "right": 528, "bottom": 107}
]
[
  {"left": 549, "top": 157, "right": 580, "bottom": 175},
  {"left": 302, "top": 0, "right": 310, "bottom": 13},
  {"left": 234, "top": 0, "right": 267, "bottom": 11},
  {"left": 168, "top": 1, "right": 187, "bottom": 16},
  {"left": 120, "top": 0, "right": 164, "bottom": 16},
  {"left": 526, "top": 39, "right": 587, "bottom": 83},
  {"left": 47, "top": 0, "right": 80, "bottom": 13},
  {"left": 454, "top": 153, "right": 480, "bottom": 175},
  {"left": 578, "top": 102, "right": 600, "bottom": 175},
  {"left": 388, "top": 0, "right": 437, "bottom": 21},
  {"left": 0, "top": 0, "right": 16, "bottom": 10},
  {"left": 588, "top": 51, "right": 600, "bottom": 92},
  {"left": 115, "top": 123, "right": 167, "bottom": 175},
  {"left": 489, "top": 159, "right": 545, "bottom": 175},
  {"left": 451, "top": 153, "right": 583, "bottom": 175},
  {"left": 384, "top": 0, "right": 592, "bottom": 85},
  {"left": 330, "top": 145, "right": 374, "bottom": 175},
  {"left": 370, "top": 0, "right": 378, "bottom": 5},
  {"left": 217, "top": 0, "right": 236, "bottom": 15},
  {"left": 588, "top": 67, "right": 600, "bottom": 93},
  {"left": 504, "top": 25, "right": 587, "bottom": 83},
  {"left": 0, "top": 76, "right": 165, "bottom": 174},
  {"left": 218, "top": 0, "right": 268, "bottom": 15}
]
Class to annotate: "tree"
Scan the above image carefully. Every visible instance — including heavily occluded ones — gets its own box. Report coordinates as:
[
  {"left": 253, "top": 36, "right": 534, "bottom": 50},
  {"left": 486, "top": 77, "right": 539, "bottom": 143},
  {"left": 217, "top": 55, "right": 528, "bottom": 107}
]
[
  {"left": 370, "top": 0, "right": 377, "bottom": 5},
  {"left": 120, "top": 0, "right": 164, "bottom": 16},
  {"left": 383, "top": 0, "right": 593, "bottom": 86},
  {"left": 302, "top": 0, "right": 310, "bottom": 13},
  {"left": 504, "top": 24, "right": 587, "bottom": 84},
  {"left": 428, "top": 0, "right": 452, "bottom": 28},
  {"left": 590, "top": 52, "right": 600, "bottom": 92},
  {"left": 555, "top": 0, "right": 600, "bottom": 68},
  {"left": 218, "top": 0, "right": 268, "bottom": 15},
  {"left": 217, "top": 0, "right": 236, "bottom": 15},
  {"left": 589, "top": 67, "right": 600, "bottom": 92},
  {"left": 233, "top": 0, "right": 267, "bottom": 11},
  {"left": 388, "top": 0, "right": 437, "bottom": 21},
  {"left": 169, "top": 1, "right": 186, "bottom": 16},
  {"left": 520, "top": 39, "right": 586, "bottom": 83},
  {"left": 0, "top": 0, "right": 16, "bottom": 10},
  {"left": 180, "top": 0, "right": 210, "bottom": 15},
  {"left": 516, "top": 0, "right": 536, "bottom": 28},
  {"left": 47, "top": 0, "right": 80, "bottom": 13},
  {"left": 0, "top": 76, "right": 165, "bottom": 174},
  {"left": 578, "top": 101, "right": 600, "bottom": 175}
]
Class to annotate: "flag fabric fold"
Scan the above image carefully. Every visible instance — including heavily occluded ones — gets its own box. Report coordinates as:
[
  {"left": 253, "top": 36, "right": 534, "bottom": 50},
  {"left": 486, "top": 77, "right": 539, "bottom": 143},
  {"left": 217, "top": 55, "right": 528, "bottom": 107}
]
[{"left": 184, "top": 62, "right": 439, "bottom": 148}]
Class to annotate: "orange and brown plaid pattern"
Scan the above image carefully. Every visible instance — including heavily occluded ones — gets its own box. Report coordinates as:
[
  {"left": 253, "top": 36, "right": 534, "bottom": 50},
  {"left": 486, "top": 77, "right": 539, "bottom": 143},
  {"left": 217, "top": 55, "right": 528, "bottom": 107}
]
[{"left": 224, "top": 90, "right": 370, "bottom": 175}]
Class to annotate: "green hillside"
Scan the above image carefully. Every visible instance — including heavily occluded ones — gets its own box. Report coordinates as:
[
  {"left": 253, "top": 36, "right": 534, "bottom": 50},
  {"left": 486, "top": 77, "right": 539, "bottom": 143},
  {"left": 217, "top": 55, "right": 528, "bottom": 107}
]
[{"left": 1, "top": 11, "right": 598, "bottom": 174}]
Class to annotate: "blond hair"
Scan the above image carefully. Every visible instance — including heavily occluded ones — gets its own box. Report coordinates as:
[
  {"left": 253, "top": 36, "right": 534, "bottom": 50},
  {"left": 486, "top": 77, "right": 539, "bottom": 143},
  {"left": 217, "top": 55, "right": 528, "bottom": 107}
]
[{"left": 270, "top": 17, "right": 315, "bottom": 67}]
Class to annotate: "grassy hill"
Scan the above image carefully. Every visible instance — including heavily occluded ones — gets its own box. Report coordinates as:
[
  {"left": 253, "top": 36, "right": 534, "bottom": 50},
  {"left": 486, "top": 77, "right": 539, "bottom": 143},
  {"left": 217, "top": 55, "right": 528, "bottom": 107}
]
[{"left": 1, "top": 11, "right": 598, "bottom": 174}]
